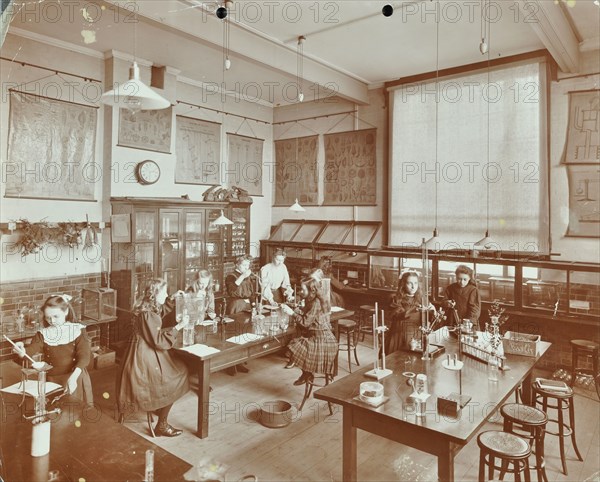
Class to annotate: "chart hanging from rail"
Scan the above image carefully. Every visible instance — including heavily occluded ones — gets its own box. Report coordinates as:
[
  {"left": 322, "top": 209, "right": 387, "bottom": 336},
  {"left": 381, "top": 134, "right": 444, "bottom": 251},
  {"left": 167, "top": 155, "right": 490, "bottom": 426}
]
[
  {"left": 323, "top": 128, "right": 376, "bottom": 205},
  {"left": 562, "top": 90, "right": 600, "bottom": 164},
  {"left": 118, "top": 107, "right": 172, "bottom": 153},
  {"left": 5, "top": 91, "right": 98, "bottom": 201},
  {"left": 227, "top": 133, "right": 263, "bottom": 196},
  {"left": 274, "top": 135, "right": 319, "bottom": 206},
  {"left": 175, "top": 116, "right": 221, "bottom": 185},
  {"left": 566, "top": 164, "right": 600, "bottom": 237}
]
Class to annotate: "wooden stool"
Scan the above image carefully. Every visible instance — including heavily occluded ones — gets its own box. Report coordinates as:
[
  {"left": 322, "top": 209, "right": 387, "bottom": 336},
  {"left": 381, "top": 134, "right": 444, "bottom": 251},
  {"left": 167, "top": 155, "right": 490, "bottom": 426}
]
[
  {"left": 501, "top": 403, "right": 548, "bottom": 482},
  {"left": 532, "top": 383, "right": 583, "bottom": 475},
  {"left": 118, "top": 411, "right": 156, "bottom": 438},
  {"left": 570, "top": 339, "right": 599, "bottom": 393},
  {"left": 477, "top": 430, "right": 531, "bottom": 482},
  {"left": 337, "top": 319, "right": 360, "bottom": 373},
  {"left": 298, "top": 353, "right": 338, "bottom": 415},
  {"left": 358, "top": 305, "right": 376, "bottom": 341}
]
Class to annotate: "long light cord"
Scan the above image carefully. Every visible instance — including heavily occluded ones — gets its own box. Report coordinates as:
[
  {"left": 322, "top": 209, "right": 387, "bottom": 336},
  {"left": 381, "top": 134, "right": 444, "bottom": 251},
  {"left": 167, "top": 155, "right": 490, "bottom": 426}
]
[
  {"left": 485, "top": 0, "right": 491, "bottom": 233},
  {"left": 434, "top": 0, "right": 440, "bottom": 230}
]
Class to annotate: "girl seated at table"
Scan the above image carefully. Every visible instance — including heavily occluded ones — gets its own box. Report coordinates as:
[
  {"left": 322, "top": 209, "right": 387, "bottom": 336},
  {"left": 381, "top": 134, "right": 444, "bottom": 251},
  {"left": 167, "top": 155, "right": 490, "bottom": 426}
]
[
  {"left": 385, "top": 271, "right": 435, "bottom": 354},
  {"left": 13, "top": 294, "right": 93, "bottom": 404},
  {"left": 116, "top": 279, "right": 190, "bottom": 437},
  {"left": 185, "top": 269, "right": 217, "bottom": 321},
  {"left": 443, "top": 265, "right": 481, "bottom": 329},
  {"left": 283, "top": 277, "right": 338, "bottom": 386},
  {"left": 315, "top": 257, "right": 345, "bottom": 308}
]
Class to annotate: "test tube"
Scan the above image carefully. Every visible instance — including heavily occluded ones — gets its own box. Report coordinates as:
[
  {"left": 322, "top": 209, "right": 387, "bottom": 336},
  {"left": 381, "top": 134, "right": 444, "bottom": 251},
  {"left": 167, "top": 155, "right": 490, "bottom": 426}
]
[{"left": 145, "top": 449, "right": 154, "bottom": 482}]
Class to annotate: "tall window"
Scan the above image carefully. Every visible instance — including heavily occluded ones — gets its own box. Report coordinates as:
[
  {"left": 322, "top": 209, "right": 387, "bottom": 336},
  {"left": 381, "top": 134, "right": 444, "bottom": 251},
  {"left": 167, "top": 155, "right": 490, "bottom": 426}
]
[{"left": 389, "top": 59, "right": 549, "bottom": 252}]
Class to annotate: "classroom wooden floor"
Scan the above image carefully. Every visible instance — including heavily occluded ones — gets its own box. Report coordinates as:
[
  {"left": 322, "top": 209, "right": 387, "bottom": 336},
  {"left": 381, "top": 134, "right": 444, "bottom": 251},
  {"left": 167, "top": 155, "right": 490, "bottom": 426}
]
[{"left": 92, "top": 340, "right": 600, "bottom": 482}]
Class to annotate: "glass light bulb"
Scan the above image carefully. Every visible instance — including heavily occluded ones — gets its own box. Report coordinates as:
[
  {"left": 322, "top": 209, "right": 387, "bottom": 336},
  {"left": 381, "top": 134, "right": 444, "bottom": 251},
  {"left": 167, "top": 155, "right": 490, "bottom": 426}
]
[
  {"left": 225, "top": 58, "right": 231, "bottom": 70},
  {"left": 479, "top": 38, "right": 488, "bottom": 55},
  {"left": 298, "top": 92, "right": 304, "bottom": 102},
  {"left": 124, "top": 97, "right": 142, "bottom": 115}
]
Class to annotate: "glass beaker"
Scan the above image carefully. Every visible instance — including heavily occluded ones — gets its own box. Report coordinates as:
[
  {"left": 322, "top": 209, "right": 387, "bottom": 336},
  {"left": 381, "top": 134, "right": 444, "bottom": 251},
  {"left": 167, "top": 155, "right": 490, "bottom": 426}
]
[{"left": 487, "top": 355, "right": 499, "bottom": 382}]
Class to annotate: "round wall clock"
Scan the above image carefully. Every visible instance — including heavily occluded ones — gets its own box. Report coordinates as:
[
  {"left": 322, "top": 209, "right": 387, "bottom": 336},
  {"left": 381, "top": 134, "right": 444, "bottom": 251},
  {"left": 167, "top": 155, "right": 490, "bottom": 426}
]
[{"left": 135, "top": 160, "right": 161, "bottom": 185}]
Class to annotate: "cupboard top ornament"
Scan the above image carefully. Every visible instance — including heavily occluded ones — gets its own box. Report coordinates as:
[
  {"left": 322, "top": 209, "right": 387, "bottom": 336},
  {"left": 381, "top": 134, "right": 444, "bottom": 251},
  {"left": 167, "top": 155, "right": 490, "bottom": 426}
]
[{"left": 202, "top": 185, "right": 253, "bottom": 203}]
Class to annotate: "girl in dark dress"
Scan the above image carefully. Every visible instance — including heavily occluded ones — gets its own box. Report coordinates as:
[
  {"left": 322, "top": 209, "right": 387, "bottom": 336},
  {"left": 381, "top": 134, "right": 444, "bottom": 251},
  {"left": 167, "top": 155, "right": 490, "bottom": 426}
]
[
  {"left": 385, "top": 271, "right": 434, "bottom": 354},
  {"left": 13, "top": 295, "right": 92, "bottom": 403},
  {"left": 116, "top": 279, "right": 190, "bottom": 437},
  {"left": 284, "top": 277, "right": 338, "bottom": 386},
  {"left": 443, "top": 265, "right": 481, "bottom": 328}
]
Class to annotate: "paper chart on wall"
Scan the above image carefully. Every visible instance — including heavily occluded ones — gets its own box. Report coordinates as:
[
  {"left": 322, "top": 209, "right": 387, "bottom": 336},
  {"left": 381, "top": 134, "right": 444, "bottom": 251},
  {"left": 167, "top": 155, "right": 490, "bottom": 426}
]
[
  {"left": 274, "top": 135, "right": 319, "bottom": 206},
  {"left": 175, "top": 116, "right": 221, "bottom": 185},
  {"left": 5, "top": 91, "right": 98, "bottom": 201},
  {"left": 323, "top": 128, "right": 376, "bottom": 205},
  {"left": 226, "top": 133, "right": 263, "bottom": 196},
  {"left": 562, "top": 90, "right": 600, "bottom": 164},
  {"left": 118, "top": 107, "right": 172, "bottom": 153}
]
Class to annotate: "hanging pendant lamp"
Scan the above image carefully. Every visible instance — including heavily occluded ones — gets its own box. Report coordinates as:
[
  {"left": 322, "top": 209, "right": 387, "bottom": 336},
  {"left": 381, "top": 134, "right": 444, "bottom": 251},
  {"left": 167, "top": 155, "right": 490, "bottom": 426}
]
[
  {"left": 101, "top": 62, "right": 170, "bottom": 113},
  {"left": 289, "top": 199, "right": 305, "bottom": 212},
  {"left": 101, "top": 9, "right": 169, "bottom": 113},
  {"left": 422, "top": 0, "right": 441, "bottom": 252},
  {"left": 212, "top": 210, "right": 233, "bottom": 226}
]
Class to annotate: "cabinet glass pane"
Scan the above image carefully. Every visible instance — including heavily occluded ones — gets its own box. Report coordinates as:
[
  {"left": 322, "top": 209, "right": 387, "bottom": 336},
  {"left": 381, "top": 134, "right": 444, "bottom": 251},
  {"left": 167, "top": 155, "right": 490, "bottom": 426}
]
[
  {"left": 231, "top": 208, "right": 248, "bottom": 257},
  {"left": 269, "top": 222, "right": 302, "bottom": 241},
  {"left": 316, "top": 249, "right": 368, "bottom": 289},
  {"left": 438, "top": 261, "right": 475, "bottom": 297},
  {"left": 161, "top": 240, "right": 179, "bottom": 271},
  {"left": 370, "top": 255, "right": 400, "bottom": 290},
  {"left": 316, "top": 223, "right": 351, "bottom": 244},
  {"left": 523, "top": 267, "right": 566, "bottom": 313},
  {"left": 569, "top": 270, "right": 600, "bottom": 317},
  {"left": 475, "top": 263, "right": 514, "bottom": 304},
  {"left": 134, "top": 244, "right": 154, "bottom": 273},
  {"left": 341, "top": 225, "right": 377, "bottom": 247},
  {"left": 207, "top": 209, "right": 223, "bottom": 238},
  {"left": 292, "top": 222, "right": 325, "bottom": 243},
  {"left": 135, "top": 212, "right": 155, "bottom": 241},
  {"left": 185, "top": 241, "right": 203, "bottom": 269},
  {"left": 186, "top": 212, "right": 204, "bottom": 238},
  {"left": 160, "top": 212, "right": 179, "bottom": 239}
]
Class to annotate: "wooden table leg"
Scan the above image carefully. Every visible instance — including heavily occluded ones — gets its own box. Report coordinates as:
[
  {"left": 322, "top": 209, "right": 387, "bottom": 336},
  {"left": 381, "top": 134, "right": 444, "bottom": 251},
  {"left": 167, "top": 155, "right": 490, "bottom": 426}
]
[
  {"left": 342, "top": 405, "right": 357, "bottom": 482},
  {"left": 437, "top": 442, "right": 455, "bottom": 482},
  {"left": 521, "top": 372, "right": 534, "bottom": 406},
  {"left": 196, "top": 359, "right": 211, "bottom": 438}
]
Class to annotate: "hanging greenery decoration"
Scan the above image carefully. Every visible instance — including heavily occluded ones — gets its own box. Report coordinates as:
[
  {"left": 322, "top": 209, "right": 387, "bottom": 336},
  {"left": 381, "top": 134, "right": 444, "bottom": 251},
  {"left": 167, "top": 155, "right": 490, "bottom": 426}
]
[
  {"left": 58, "top": 222, "right": 83, "bottom": 248},
  {"left": 14, "top": 219, "right": 51, "bottom": 256}
]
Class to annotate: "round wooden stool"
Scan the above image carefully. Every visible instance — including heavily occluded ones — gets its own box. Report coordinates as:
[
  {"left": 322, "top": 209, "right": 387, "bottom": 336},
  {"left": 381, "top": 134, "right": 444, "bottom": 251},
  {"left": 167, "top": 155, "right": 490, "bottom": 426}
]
[
  {"left": 570, "top": 339, "right": 599, "bottom": 394},
  {"left": 358, "top": 305, "right": 376, "bottom": 341},
  {"left": 532, "top": 383, "right": 583, "bottom": 475},
  {"left": 501, "top": 403, "right": 548, "bottom": 482},
  {"left": 477, "top": 430, "right": 531, "bottom": 482},
  {"left": 337, "top": 319, "right": 360, "bottom": 373}
]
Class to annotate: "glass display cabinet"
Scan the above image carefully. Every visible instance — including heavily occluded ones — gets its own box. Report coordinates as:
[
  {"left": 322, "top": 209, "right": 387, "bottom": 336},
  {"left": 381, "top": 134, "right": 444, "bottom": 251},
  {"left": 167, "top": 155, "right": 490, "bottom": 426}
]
[
  {"left": 261, "top": 220, "right": 382, "bottom": 291},
  {"left": 372, "top": 247, "right": 599, "bottom": 323},
  {"left": 110, "top": 198, "right": 251, "bottom": 345}
]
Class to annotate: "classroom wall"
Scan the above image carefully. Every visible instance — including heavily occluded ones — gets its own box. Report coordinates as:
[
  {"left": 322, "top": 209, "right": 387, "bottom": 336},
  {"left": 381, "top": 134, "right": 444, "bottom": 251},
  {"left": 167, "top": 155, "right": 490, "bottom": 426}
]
[
  {"left": 549, "top": 49, "right": 600, "bottom": 264},
  {"left": 0, "top": 32, "right": 274, "bottom": 289},
  {"left": 0, "top": 33, "right": 107, "bottom": 283},
  {"left": 271, "top": 88, "right": 388, "bottom": 231}
]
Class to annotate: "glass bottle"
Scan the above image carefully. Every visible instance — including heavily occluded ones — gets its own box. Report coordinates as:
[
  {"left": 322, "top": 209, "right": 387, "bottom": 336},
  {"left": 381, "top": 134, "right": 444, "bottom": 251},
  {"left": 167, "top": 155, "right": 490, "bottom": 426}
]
[{"left": 487, "top": 354, "right": 499, "bottom": 382}]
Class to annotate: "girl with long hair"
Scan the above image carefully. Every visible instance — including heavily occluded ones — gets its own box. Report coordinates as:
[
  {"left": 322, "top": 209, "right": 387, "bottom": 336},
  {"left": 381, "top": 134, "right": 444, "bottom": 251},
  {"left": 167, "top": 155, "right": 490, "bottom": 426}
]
[
  {"left": 116, "top": 279, "right": 189, "bottom": 437},
  {"left": 284, "top": 277, "right": 337, "bottom": 386},
  {"left": 443, "top": 265, "right": 481, "bottom": 328}
]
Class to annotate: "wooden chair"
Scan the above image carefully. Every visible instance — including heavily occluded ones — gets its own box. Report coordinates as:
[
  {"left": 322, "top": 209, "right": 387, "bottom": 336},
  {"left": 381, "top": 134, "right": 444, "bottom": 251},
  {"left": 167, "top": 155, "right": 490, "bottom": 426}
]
[{"left": 477, "top": 430, "right": 531, "bottom": 482}]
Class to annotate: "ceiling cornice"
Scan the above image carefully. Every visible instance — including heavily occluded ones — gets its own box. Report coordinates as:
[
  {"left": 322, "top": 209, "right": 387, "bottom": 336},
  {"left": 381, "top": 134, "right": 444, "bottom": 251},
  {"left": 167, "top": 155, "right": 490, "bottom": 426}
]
[
  {"left": 516, "top": 0, "right": 580, "bottom": 73},
  {"left": 8, "top": 27, "right": 104, "bottom": 59},
  {"left": 103, "top": 0, "right": 369, "bottom": 105}
]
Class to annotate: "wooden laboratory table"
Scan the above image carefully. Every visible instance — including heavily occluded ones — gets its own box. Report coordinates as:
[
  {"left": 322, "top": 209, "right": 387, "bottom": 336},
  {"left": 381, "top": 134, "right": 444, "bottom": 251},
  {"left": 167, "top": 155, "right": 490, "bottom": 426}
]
[
  {"left": 314, "top": 330, "right": 551, "bottom": 482},
  {"left": 0, "top": 361, "right": 192, "bottom": 482},
  {"left": 173, "top": 308, "right": 354, "bottom": 439}
]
